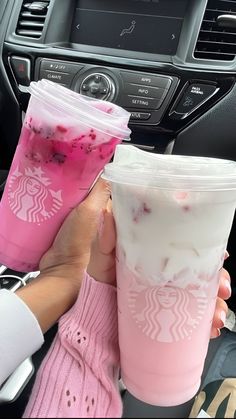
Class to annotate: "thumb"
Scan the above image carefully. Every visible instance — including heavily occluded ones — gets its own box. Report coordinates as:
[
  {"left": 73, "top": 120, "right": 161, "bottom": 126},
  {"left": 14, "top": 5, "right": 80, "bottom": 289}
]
[
  {"left": 98, "top": 208, "right": 116, "bottom": 255},
  {"left": 82, "top": 177, "right": 111, "bottom": 213}
]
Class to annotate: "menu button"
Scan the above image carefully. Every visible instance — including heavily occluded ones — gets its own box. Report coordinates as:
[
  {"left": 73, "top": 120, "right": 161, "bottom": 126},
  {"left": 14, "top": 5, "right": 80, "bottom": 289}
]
[
  {"left": 40, "top": 70, "right": 74, "bottom": 87},
  {"left": 140, "top": 76, "right": 152, "bottom": 84},
  {"left": 122, "top": 95, "right": 161, "bottom": 110},
  {"left": 120, "top": 71, "right": 172, "bottom": 89},
  {"left": 130, "top": 112, "right": 151, "bottom": 121},
  {"left": 125, "top": 83, "right": 167, "bottom": 100}
]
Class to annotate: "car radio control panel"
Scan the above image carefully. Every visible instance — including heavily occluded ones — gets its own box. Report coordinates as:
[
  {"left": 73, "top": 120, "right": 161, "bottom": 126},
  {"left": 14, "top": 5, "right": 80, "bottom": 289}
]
[
  {"left": 6, "top": 53, "right": 234, "bottom": 144},
  {"left": 34, "top": 58, "right": 179, "bottom": 126}
]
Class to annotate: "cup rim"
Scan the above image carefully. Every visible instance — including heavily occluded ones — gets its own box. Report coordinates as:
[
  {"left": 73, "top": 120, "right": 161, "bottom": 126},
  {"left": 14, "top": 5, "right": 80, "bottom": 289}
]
[
  {"left": 102, "top": 162, "right": 236, "bottom": 191},
  {"left": 29, "top": 81, "right": 131, "bottom": 140}
]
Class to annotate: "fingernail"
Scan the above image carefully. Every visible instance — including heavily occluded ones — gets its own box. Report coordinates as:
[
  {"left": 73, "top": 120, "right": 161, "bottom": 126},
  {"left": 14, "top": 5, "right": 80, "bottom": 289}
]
[
  {"left": 220, "top": 310, "right": 226, "bottom": 327},
  {"left": 224, "top": 250, "right": 230, "bottom": 260},
  {"left": 211, "top": 328, "right": 221, "bottom": 339}
]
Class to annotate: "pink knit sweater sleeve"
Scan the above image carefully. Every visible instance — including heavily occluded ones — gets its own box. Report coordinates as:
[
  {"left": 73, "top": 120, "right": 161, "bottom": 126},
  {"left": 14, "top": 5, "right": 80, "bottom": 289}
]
[{"left": 23, "top": 273, "right": 122, "bottom": 418}]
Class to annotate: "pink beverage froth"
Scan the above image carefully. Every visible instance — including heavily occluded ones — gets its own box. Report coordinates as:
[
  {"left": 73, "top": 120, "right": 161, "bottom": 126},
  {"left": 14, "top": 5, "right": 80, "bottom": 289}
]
[{"left": 0, "top": 119, "right": 120, "bottom": 272}]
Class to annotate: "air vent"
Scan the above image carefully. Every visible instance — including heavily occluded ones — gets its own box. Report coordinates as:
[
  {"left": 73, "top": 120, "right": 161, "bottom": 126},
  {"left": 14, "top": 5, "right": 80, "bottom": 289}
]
[
  {"left": 16, "top": 1, "right": 50, "bottom": 39},
  {"left": 194, "top": 0, "right": 236, "bottom": 61}
]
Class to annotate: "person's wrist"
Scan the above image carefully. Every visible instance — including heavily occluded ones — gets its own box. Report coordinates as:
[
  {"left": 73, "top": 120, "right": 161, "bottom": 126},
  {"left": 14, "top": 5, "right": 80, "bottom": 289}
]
[
  {"left": 16, "top": 267, "right": 86, "bottom": 333},
  {"left": 39, "top": 261, "right": 88, "bottom": 293}
]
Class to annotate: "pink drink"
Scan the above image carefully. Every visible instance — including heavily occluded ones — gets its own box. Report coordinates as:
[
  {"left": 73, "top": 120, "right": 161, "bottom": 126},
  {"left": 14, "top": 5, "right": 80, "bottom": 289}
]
[
  {"left": 103, "top": 146, "right": 236, "bottom": 406},
  {"left": 116, "top": 248, "right": 220, "bottom": 406},
  {"left": 0, "top": 81, "right": 130, "bottom": 272}
]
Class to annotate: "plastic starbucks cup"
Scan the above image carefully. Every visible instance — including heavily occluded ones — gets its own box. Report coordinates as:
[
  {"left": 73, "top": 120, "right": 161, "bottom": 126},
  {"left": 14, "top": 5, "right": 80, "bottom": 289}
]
[
  {"left": 102, "top": 146, "right": 236, "bottom": 406},
  {"left": 39, "top": 79, "right": 130, "bottom": 130},
  {"left": 113, "top": 144, "right": 235, "bottom": 175},
  {"left": 0, "top": 81, "right": 131, "bottom": 272}
]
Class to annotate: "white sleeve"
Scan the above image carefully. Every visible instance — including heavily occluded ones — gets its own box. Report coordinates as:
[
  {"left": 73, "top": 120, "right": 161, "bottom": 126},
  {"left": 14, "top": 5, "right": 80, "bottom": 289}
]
[{"left": 0, "top": 289, "right": 44, "bottom": 386}]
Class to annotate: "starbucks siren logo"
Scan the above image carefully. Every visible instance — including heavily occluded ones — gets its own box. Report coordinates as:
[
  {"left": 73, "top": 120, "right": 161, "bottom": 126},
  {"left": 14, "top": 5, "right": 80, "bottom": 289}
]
[
  {"left": 128, "top": 281, "right": 208, "bottom": 342},
  {"left": 8, "top": 166, "right": 63, "bottom": 223}
]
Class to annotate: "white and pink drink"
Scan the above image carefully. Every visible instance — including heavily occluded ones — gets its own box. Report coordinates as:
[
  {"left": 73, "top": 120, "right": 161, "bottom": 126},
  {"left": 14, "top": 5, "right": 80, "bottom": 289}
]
[
  {"left": 0, "top": 81, "right": 130, "bottom": 272},
  {"left": 103, "top": 145, "right": 236, "bottom": 406}
]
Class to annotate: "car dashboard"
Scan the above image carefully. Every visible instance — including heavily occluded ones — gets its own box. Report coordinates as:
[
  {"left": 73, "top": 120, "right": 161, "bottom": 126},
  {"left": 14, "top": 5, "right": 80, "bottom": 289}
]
[
  {"left": 1, "top": 0, "right": 236, "bottom": 294},
  {"left": 1, "top": 0, "right": 236, "bottom": 417},
  {"left": 1, "top": 0, "right": 236, "bottom": 159}
]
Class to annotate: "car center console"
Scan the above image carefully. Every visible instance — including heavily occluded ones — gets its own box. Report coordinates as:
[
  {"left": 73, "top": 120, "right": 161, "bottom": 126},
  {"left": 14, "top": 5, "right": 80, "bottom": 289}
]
[
  {"left": 1, "top": 0, "right": 236, "bottom": 285},
  {"left": 1, "top": 0, "right": 236, "bottom": 158},
  {"left": 1, "top": 1, "right": 236, "bottom": 413}
]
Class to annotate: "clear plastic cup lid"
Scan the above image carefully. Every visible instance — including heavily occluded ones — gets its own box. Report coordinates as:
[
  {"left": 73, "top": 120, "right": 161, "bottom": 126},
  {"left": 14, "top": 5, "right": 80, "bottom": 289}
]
[
  {"left": 113, "top": 145, "right": 236, "bottom": 175},
  {"left": 39, "top": 80, "right": 130, "bottom": 123},
  {"left": 102, "top": 151, "right": 236, "bottom": 191},
  {"left": 29, "top": 80, "right": 131, "bottom": 140}
]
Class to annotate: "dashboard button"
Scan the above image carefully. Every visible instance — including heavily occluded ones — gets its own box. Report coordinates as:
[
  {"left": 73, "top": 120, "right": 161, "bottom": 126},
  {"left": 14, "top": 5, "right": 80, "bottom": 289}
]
[
  {"left": 81, "top": 83, "right": 89, "bottom": 91},
  {"left": 94, "top": 75, "right": 101, "bottom": 83},
  {"left": 170, "top": 83, "right": 218, "bottom": 119},
  {"left": 39, "top": 70, "right": 74, "bottom": 86},
  {"left": 79, "top": 72, "right": 115, "bottom": 100},
  {"left": 90, "top": 85, "right": 100, "bottom": 94},
  {"left": 122, "top": 96, "right": 162, "bottom": 110},
  {"left": 125, "top": 83, "right": 168, "bottom": 100},
  {"left": 10, "top": 56, "right": 31, "bottom": 86},
  {"left": 121, "top": 71, "right": 172, "bottom": 89},
  {"left": 40, "top": 59, "right": 81, "bottom": 75},
  {"left": 100, "top": 87, "right": 108, "bottom": 94},
  {"left": 130, "top": 112, "right": 151, "bottom": 121}
]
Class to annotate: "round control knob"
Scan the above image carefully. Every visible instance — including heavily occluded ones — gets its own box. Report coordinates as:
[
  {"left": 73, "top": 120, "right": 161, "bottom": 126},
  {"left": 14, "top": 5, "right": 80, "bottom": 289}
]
[{"left": 80, "top": 72, "right": 116, "bottom": 101}]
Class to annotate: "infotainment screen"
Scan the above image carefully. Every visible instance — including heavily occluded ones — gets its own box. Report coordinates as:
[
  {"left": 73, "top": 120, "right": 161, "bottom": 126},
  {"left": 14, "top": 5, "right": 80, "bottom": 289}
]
[{"left": 70, "top": 0, "right": 188, "bottom": 56}]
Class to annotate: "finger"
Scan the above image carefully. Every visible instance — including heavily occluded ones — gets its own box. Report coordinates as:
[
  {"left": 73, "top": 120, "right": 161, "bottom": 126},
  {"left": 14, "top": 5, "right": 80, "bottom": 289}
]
[
  {"left": 217, "top": 268, "right": 231, "bottom": 300},
  {"left": 106, "top": 198, "right": 112, "bottom": 213},
  {"left": 224, "top": 250, "right": 229, "bottom": 260},
  {"left": 75, "top": 178, "right": 110, "bottom": 229},
  {"left": 211, "top": 328, "right": 221, "bottom": 339},
  {"left": 85, "top": 177, "right": 111, "bottom": 210},
  {"left": 98, "top": 210, "right": 116, "bottom": 254},
  {"left": 211, "top": 297, "right": 228, "bottom": 338}
]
